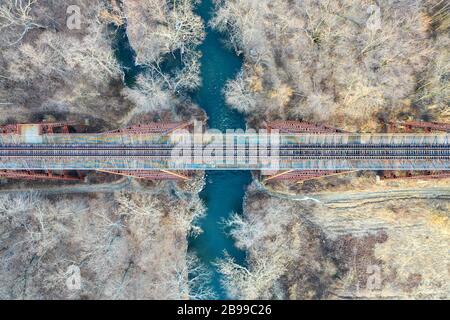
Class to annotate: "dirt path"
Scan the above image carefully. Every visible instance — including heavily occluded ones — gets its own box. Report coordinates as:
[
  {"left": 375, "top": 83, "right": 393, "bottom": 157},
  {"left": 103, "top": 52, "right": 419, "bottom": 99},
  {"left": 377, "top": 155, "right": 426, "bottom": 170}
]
[
  {"left": 2, "top": 175, "right": 449, "bottom": 207},
  {"left": 0, "top": 177, "right": 133, "bottom": 195},
  {"left": 255, "top": 180, "right": 450, "bottom": 206}
]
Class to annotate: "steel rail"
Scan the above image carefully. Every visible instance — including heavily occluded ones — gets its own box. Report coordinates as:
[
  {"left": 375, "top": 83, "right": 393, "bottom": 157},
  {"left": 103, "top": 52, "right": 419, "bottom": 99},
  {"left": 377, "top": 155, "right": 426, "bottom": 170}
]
[
  {"left": 0, "top": 151, "right": 448, "bottom": 156},
  {"left": 0, "top": 153, "right": 446, "bottom": 158},
  {"left": 0, "top": 143, "right": 448, "bottom": 148}
]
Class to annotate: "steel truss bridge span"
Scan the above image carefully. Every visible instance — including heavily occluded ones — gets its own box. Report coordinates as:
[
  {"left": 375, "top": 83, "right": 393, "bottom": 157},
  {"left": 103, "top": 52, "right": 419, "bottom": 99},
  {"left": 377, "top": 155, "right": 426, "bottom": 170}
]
[{"left": 0, "top": 133, "right": 448, "bottom": 171}]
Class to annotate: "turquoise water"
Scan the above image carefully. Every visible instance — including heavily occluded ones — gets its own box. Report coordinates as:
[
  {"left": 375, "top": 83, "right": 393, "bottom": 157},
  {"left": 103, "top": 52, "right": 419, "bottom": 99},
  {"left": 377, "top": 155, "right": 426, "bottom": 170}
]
[
  {"left": 113, "top": 0, "right": 251, "bottom": 299},
  {"left": 190, "top": 0, "right": 247, "bottom": 130},
  {"left": 112, "top": 26, "right": 144, "bottom": 87},
  {"left": 185, "top": 0, "right": 251, "bottom": 299},
  {"left": 187, "top": 0, "right": 252, "bottom": 299},
  {"left": 190, "top": 170, "right": 251, "bottom": 299}
]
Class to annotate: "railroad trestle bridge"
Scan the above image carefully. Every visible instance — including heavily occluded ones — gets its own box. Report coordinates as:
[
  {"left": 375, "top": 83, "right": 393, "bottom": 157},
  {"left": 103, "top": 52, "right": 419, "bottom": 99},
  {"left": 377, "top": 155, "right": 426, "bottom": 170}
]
[{"left": 0, "top": 121, "right": 448, "bottom": 181}]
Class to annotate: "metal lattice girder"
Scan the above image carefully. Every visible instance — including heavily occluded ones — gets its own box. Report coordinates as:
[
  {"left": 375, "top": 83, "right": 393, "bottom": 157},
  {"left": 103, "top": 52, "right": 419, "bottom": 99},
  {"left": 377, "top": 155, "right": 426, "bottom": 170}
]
[
  {"left": 0, "top": 170, "right": 84, "bottom": 181},
  {"left": 103, "top": 122, "right": 192, "bottom": 136},
  {"left": 1, "top": 122, "right": 78, "bottom": 136},
  {"left": 97, "top": 169, "right": 190, "bottom": 180},
  {"left": 0, "top": 124, "right": 19, "bottom": 134},
  {"left": 266, "top": 120, "right": 347, "bottom": 134},
  {"left": 39, "top": 122, "right": 75, "bottom": 134},
  {"left": 264, "top": 170, "right": 350, "bottom": 182},
  {"left": 394, "top": 121, "right": 450, "bottom": 133},
  {"left": 1, "top": 156, "right": 446, "bottom": 171}
]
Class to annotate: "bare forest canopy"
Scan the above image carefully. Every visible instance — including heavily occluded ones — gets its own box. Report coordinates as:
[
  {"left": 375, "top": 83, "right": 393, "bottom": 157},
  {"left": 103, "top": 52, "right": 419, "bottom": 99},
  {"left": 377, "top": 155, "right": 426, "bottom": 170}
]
[
  {"left": 0, "top": 0, "right": 205, "bottom": 127},
  {"left": 0, "top": 188, "right": 212, "bottom": 299},
  {"left": 212, "top": 0, "right": 449, "bottom": 132}
]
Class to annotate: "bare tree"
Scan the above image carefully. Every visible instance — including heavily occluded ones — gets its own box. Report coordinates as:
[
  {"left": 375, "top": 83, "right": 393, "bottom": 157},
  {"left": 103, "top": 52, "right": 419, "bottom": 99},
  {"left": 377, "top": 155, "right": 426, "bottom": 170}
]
[
  {"left": 216, "top": 251, "right": 287, "bottom": 300},
  {"left": 213, "top": 0, "right": 438, "bottom": 130},
  {"left": 122, "top": 74, "right": 174, "bottom": 121},
  {"left": 0, "top": 0, "right": 47, "bottom": 46},
  {"left": 224, "top": 71, "right": 257, "bottom": 114},
  {"left": 124, "top": 0, "right": 205, "bottom": 65}
]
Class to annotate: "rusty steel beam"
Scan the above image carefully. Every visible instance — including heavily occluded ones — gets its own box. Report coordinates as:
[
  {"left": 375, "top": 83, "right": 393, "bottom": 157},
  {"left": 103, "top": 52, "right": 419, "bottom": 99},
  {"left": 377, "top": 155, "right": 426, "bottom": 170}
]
[
  {"left": 266, "top": 120, "right": 348, "bottom": 134},
  {"left": 1, "top": 122, "right": 77, "bottom": 135},
  {"left": 40, "top": 122, "right": 74, "bottom": 134},
  {"left": 0, "top": 124, "right": 19, "bottom": 134},
  {"left": 0, "top": 170, "right": 84, "bottom": 181},
  {"left": 103, "top": 122, "right": 192, "bottom": 135},
  {"left": 264, "top": 170, "right": 351, "bottom": 182},
  {"left": 97, "top": 169, "right": 190, "bottom": 181},
  {"left": 0, "top": 123, "right": 82, "bottom": 181},
  {"left": 1, "top": 122, "right": 194, "bottom": 182},
  {"left": 394, "top": 121, "right": 450, "bottom": 133},
  {"left": 264, "top": 122, "right": 352, "bottom": 182}
]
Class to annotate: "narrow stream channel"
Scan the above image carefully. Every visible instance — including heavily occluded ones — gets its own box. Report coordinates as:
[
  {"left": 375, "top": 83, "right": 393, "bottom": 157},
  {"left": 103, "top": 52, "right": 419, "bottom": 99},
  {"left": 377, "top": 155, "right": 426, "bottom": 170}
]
[
  {"left": 187, "top": 0, "right": 252, "bottom": 299},
  {"left": 113, "top": 0, "right": 251, "bottom": 299}
]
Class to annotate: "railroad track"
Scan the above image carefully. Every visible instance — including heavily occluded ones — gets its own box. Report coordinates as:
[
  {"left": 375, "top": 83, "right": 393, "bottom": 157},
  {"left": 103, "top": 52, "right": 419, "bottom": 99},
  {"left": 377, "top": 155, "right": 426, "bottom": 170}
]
[
  {"left": 0, "top": 145, "right": 448, "bottom": 158},
  {"left": 0, "top": 143, "right": 448, "bottom": 148},
  {"left": 0, "top": 143, "right": 448, "bottom": 170}
]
